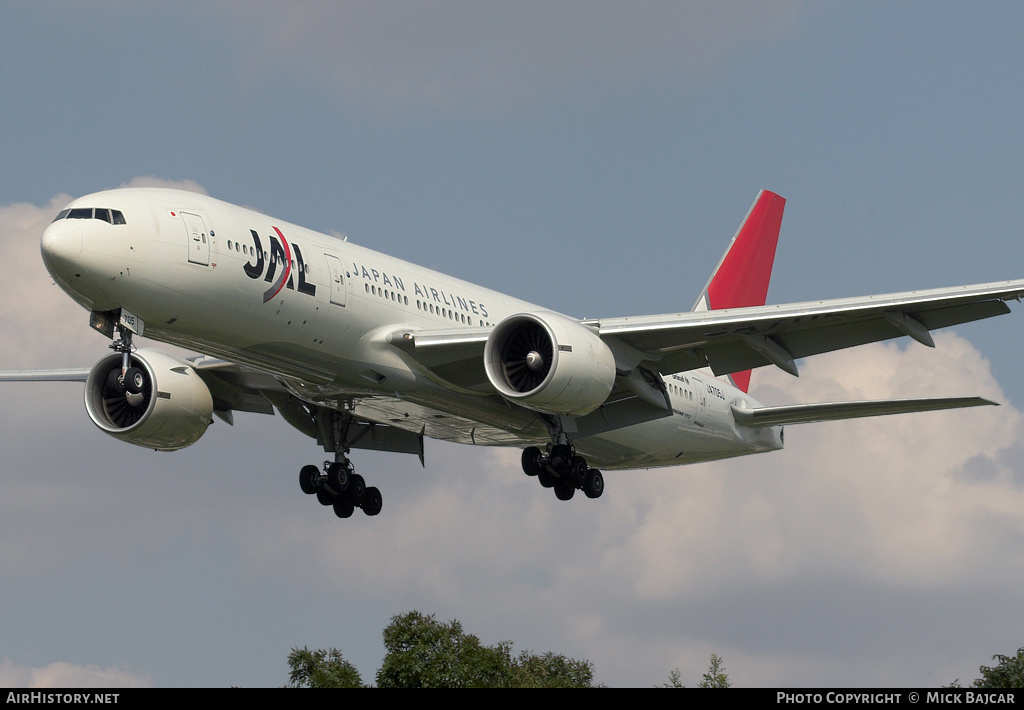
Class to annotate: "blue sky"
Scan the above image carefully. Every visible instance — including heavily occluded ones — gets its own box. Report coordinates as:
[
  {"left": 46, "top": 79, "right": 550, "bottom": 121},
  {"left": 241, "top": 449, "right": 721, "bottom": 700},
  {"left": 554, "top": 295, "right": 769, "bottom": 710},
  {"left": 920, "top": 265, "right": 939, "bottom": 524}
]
[{"left": 2, "top": 1, "right": 1024, "bottom": 687}]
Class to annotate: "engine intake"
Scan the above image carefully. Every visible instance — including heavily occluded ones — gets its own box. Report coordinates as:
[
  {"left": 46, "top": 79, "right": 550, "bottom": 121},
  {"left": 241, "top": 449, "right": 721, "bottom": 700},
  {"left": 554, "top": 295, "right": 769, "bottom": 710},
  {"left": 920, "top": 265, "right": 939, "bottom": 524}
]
[
  {"left": 84, "top": 348, "right": 214, "bottom": 451},
  {"left": 484, "top": 312, "right": 616, "bottom": 416}
]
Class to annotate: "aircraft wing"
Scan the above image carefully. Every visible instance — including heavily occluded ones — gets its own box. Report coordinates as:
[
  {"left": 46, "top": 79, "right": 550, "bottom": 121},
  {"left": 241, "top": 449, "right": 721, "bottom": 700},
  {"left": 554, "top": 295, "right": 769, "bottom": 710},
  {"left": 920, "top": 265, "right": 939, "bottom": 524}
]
[
  {"left": 593, "top": 279, "right": 1024, "bottom": 378},
  {"left": 0, "top": 358, "right": 280, "bottom": 417},
  {"left": 731, "top": 396, "right": 996, "bottom": 428},
  {"left": 0, "top": 369, "right": 91, "bottom": 381},
  {"left": 394, "top": 279, "right": 1024, "bottom": 387}
]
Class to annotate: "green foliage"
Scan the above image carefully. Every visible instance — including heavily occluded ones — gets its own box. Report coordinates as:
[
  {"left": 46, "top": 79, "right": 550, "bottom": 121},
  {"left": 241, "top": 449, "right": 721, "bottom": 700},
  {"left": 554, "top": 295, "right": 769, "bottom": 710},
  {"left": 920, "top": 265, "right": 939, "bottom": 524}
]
[
  {"left": 971, "top": 647, "right": 1024, "bottom": 688},
  {"left": 376, "top": 611, "right": 508, "bottom": 688},
  {"left": 662, "top": 668, "right": 685, "bottom": 688},
  {"left": 697, "top": 653, "right": 731, "bottom": 688},
  {"left": 375, "top": 611, "right": 595, "bottom": 688},
  {"left": 287, "top": 646, "right": 364, "bottom": 688},
  {"left": 661, "top": 655, "right": 731, "bottom": 688},
  {"left": 508, "top": 650, "right": 596, "bottom": 688}
]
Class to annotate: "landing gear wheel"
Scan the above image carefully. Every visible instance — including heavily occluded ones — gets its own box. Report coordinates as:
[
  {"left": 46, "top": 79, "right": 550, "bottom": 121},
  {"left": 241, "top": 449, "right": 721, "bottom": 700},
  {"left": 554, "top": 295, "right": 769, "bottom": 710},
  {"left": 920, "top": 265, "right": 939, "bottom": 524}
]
[
  {"left": 347, "top": 473, "right": 366, "bottom": 504},
  {"left": 521, "top": 447, "right": 543, "bottom": 477},
  {"left": 333, "top": 499, "right": 355, "bottom": 518},
  {"left": 569, "top": 456, "right": 588, "bottom": 487},
  {"left": 299, "top": 465, "right": 319, "bottom": 495},
  {"left": 554, "top": 480, "right": 576, "bottom": 501},
  {"left": 105, "top": 368, "right": 125, "bottom": 394},
  {"left": 316, "top": 490, "right": 336, "bottom": 506},
  {"left": 123, "top": 366, "right": 146, "bottom": 395},
  {"left": 583, "top": 468, "right": 604, "bottom": 499},
  {"left": 538, "top": 470, "right": 557, "bottom": 488},
  {"left": 327, "top": 461, "right": 350, "bottom": 493},
  {"left": 549, "top": 443, "right": 573, "bottom": 475},
  {"left": 362, "top": 487, "right": 383, "bottom": 516}
]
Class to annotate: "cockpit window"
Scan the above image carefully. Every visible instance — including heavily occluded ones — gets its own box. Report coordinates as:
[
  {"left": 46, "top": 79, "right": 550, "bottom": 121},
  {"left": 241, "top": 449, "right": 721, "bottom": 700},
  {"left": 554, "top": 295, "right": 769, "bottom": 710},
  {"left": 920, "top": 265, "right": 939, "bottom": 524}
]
[{"left": 52, "top": 207, "right": 127, "bottom": 224}]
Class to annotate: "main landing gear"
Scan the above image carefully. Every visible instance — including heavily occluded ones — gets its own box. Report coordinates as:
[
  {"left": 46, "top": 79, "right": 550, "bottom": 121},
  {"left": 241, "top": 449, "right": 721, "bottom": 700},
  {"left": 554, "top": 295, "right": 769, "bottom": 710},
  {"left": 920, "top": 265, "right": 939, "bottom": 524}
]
[
  {"left": 297, "top": 410, "right": 383, "bottom": 519},
  {"left": 299, "top": 457, "right": 382, "bottom": 518},
  {"left": 521, "top": 443, "right": 604, "bottom": 501}
]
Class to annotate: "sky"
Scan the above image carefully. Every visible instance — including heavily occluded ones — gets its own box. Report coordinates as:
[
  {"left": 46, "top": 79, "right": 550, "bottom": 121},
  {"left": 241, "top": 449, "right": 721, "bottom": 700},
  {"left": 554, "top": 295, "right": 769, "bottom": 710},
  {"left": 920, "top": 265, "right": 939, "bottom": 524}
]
[{"left": 1, "top": 1, "right": 1024, "bottom": 688}]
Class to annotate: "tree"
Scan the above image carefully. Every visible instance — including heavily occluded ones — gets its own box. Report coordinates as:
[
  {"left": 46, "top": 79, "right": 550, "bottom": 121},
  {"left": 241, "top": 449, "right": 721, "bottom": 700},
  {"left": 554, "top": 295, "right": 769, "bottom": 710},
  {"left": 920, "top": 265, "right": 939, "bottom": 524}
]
[
  {"left": 508, "top": 650, "right": 596, "bottom": 688},
  {"left": 287, "top": 646, "right": 364, "bottom": 688},
  {"left": 662, "top": 668, "right": 685, "bottom": 688},
  {"left": 376, "top": 611, "right": 508, "bottom": 688},
  {"left": 662, "top": 654, "right": 730, "bottom": 688},
  {"left": 952, "top": 647, "right": 1024, "bottom": 688},
  {"left": 375, "top": 611, "right": 595, "bottom": 688},
  {"left": 698, "top": 653, "right": 731, "bottom": 688}
]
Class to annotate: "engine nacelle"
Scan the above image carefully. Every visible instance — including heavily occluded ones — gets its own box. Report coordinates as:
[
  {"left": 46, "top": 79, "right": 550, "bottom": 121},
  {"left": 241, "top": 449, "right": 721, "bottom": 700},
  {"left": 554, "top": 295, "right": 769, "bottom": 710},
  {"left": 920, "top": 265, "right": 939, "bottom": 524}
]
[
  {"left": 84, "top": 348, "right": 214, "bottom": 451},
  {"left": 484, "top": 312, "right": 616, "bottom": 416}
]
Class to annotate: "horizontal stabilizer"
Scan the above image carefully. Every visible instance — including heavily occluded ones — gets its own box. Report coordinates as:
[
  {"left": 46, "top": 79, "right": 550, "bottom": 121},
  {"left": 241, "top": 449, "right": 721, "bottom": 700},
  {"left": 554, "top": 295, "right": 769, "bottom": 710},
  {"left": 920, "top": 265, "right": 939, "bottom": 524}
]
[{"left": 732, "top": 396, "right": 996, "bottom": 428}]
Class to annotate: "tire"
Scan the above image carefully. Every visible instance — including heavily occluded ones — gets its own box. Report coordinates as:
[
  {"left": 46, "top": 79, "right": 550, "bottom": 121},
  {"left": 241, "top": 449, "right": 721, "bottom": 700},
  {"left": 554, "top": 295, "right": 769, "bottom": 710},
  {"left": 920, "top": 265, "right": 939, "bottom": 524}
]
[
  {"left": 583, "top": 468, "right": 604, "bottom": 499},
  {"left": 550, "top": 443, "right": 573, "bottom": 474},
  {"left": 347, "top": 473, "right": 366, "bottom": 504},
  {"left": 105, "top": 368, "right": 125, "bottom": 394},
  {"left": 316, "top": 490, "right": 336, "bottom": 506},
  {"left": 554, "top": 481, "right": 575, "bottom": 501},
  {"left": 362, "top": 487, "right": 382, "bottom": 516},
  {"left": 124, "top": 366, "right": 146, "bottom": 395},
  {"left": 333, "top": 499, "right": 355, "bottom": 518},
  {"left": 521, "top": 447, "right": 543, "bottom": 477},
  {"left": 569, "top": 456, "right": 588, "bottom": 487},
  {"left": 538, "top": 470, "right": 557, "bottom": 488},
  {"left": 327, "top": 461, "right": 349, "bottom": 493},
  {"left": 299, "top": 465, "right": 319, "bottom": 495}
]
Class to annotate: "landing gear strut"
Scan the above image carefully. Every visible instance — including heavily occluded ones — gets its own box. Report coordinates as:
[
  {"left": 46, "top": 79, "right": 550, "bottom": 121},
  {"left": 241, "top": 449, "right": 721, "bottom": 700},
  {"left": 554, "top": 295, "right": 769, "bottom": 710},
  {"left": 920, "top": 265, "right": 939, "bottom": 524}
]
[
  {"left": 521, "top": 442, "right": 604, "bottom": 501},
  {"left": 102, "top": 321, "right": 149, "bottom": 409},
  {"left": 297, "top": 410, "right": 383, "bottom": 519}
]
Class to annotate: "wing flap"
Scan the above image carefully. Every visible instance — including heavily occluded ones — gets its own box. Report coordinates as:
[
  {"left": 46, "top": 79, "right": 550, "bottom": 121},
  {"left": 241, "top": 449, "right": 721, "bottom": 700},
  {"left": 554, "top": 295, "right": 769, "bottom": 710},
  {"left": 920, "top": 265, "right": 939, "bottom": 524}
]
[
  {"left": 386, "top": 326, "right": 492, "bottom": 392},
  {"left": 732, "top": 396, "right": 996, "bottom": 428}
]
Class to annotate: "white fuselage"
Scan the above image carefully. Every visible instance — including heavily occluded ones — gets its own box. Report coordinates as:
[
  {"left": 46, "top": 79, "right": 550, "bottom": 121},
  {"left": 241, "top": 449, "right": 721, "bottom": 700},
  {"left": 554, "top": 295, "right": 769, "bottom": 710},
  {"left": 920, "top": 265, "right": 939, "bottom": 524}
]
[{"left": 40, "top": 188, "right": 782, "bottom": 469}]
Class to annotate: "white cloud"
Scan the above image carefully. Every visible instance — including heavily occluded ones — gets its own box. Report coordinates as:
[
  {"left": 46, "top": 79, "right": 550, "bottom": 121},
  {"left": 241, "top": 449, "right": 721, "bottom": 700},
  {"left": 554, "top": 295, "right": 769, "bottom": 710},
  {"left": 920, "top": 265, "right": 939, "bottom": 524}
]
[
  {"left": 208, "top": 1, "right": 806, "bottom": 111},
  {"left": 2, "top": 184, "right": 1022, "bottom": 686},
  {"left": 117, "top": 176, "right": 207, "bottom": 195},
  {"left": 222, "top": 330, "right": 1024, "bottom": 685},
  {"left": 0, "top": 659, "right": 151, "bottom": 688}
]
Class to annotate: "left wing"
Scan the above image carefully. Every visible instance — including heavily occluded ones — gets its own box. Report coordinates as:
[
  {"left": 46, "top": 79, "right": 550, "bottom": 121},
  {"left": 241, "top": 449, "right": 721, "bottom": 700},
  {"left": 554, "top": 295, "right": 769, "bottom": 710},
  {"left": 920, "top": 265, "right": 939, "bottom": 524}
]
[
  {"left": 0, "top": 369, "right": 90, "bottom": 381},
  {"left": 731, "top": 396, "right": 997, "bottom": 428}
]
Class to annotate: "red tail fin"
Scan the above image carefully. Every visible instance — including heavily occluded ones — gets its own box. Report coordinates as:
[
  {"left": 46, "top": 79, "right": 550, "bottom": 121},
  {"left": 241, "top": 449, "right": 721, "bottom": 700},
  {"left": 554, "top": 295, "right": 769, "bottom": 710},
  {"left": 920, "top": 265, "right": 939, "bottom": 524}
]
[{"left": 692, "top": 190, "right": 786, "bottom": 392}]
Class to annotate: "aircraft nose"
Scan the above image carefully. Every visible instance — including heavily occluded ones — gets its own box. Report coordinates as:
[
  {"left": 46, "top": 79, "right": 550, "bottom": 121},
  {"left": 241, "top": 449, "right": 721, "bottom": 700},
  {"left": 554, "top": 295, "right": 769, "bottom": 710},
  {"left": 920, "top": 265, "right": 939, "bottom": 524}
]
[{"left": 40, "top": 219, "right": 83, "bottom": 280}]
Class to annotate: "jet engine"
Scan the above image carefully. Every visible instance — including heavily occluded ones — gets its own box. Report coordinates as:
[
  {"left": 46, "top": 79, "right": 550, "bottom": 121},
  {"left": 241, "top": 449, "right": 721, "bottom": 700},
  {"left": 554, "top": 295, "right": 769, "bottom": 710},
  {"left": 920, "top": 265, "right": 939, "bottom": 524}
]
[
  {"left": 483, "top": 312, "right": 616, "bottom": 416},
  {"left": 84, "top": 348, "right": 214, "bottom": 451}
]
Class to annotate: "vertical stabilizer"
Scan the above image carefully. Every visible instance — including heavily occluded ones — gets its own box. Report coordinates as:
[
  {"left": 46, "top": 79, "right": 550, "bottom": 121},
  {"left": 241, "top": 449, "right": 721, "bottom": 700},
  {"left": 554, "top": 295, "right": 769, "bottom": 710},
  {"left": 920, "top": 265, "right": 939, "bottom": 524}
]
[{"left": 693, "top": 190, "right": 786, "bottom": 392}]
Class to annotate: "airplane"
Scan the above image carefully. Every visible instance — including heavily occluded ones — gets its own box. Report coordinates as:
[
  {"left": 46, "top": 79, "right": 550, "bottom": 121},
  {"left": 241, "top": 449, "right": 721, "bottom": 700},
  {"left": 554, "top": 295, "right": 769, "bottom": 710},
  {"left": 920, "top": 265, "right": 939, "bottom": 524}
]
[{"left": 3, "top": 187, "right": 1023, "bottom": 519}]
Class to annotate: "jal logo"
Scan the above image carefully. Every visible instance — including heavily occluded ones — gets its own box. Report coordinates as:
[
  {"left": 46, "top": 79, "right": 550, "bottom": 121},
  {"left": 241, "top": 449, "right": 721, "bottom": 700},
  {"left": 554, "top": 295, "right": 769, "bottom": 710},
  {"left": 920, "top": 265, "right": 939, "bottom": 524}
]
[{"left": 243, "top": 227, "right": 316, "bottom": 302}]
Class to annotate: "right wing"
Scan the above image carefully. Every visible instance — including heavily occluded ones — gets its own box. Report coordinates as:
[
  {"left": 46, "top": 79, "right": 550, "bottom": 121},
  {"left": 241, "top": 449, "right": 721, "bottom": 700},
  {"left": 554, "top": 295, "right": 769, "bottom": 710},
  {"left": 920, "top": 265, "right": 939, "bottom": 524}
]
[{"left": 594, "top": 279, "right": 1024, "bottom": 379}]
